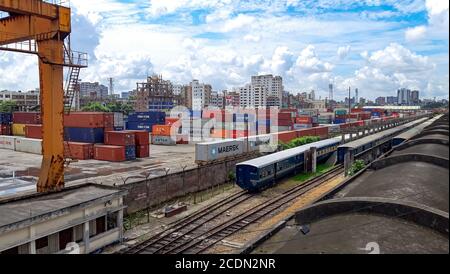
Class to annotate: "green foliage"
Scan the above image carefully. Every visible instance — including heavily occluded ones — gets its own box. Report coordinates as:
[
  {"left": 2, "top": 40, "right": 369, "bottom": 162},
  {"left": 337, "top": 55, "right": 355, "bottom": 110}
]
[
  {"left": 349, "top": 160, "right": 366, "bottom": 176},
  {"left": 279, "top": 136, "right": 321, "bottom": 150},
  {"left": 0, "top": 101, "right": 18, "bottom": 113},
  {"left": 81, "top": 101, "right": 134, "bottom": 114},
  {"left": 293, "top": 164, "right": 332, "bottom": 182},
  {"left": 228, "top": 171, "right": 236, "bottom": 182}
]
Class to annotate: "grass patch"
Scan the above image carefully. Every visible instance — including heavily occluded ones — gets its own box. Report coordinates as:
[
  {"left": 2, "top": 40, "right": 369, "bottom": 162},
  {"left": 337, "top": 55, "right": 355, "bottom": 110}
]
[{"left": 292, "top": 164, "right": 333, "bottom": 183}]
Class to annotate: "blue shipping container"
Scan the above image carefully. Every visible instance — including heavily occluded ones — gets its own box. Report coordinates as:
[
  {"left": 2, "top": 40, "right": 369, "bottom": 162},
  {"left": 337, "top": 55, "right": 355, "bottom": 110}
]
[
  {"left": 113, "top": 126, "right": 124, "bottom": 131},
  {"left": 0, "top": 113, "right": 12, "bottom": 124},
  {"left": 64, "top": 127, "right": 104, "bottom": 143},
  {"left": 125, "top": 145, "right": 136, "bottom": 160},
  {"left": 127, "top": 112, "right": 166, "bottom": 124},
  {"left": 334, "top": 118, "right": 346, "bottom": 124},
  {"left": 126, "top": 121, "right": 157, "bottom": 132}
]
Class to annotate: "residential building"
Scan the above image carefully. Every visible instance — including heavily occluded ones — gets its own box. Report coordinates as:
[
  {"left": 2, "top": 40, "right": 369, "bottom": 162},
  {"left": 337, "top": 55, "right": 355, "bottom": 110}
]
[
  {"left": 191, "top": 80, "right": 212, "bottom": 110},
  {"left": 0, "top": 89, "right": 40, "bottom": 111},
  {"left": 411, "top": 90, "right": 420, "bottom": 105},
  {"left": 79, "top": 82, "right": 108, "bottom": 99},
  {"left": 239, "top": 84, "right": 268, "bottom": 108},
  {"left": 209, "top": 91, "right": 224, "bottom": 108},
  {"left": 397, "top": 88, "right": 411, "bottom": 105},
  {"left": 386, "top": 96, "right": 397, "bottom": 105},
  {"left": 224, "top": 91, "right": 240, "bottom": 107},
  {"left": 172, "top": 84, "right": 185, "bottom": 96},
  {"left": 251, "top": 74, "right": 283, "bottom": 107},
  {"left": 135, "top": 75, "right": 175, "bottom": 111},
  {"left": 375, "top": 96, "right": 386, "bottom": 106}
]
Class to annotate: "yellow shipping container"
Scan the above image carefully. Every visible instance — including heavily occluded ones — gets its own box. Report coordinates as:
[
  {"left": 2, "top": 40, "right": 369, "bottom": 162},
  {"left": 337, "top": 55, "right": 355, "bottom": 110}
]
[{"left": 12, "top": 124, "right": 26, "bottom": 136}]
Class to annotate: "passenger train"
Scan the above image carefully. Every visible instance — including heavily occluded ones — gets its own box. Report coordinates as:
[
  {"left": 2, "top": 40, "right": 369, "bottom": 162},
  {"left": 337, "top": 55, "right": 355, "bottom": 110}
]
[
  {"left": 236, "top": 116, "right": 433, "bottom": 192},
  {"left": 236, "top": 138, "right": 340, "bottom": 192}
]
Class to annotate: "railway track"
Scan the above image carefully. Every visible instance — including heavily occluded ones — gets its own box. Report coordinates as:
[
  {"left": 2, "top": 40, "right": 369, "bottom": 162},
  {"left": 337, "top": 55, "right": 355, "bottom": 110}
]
[{"left": 121, "top": 165, "right": 343, "bottom": 254}]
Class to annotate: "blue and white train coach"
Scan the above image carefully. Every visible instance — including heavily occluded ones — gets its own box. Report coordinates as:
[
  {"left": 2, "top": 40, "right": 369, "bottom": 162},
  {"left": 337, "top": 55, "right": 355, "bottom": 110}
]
[{"left": 236, "top": 137, "right": 341, "bottom": 192}]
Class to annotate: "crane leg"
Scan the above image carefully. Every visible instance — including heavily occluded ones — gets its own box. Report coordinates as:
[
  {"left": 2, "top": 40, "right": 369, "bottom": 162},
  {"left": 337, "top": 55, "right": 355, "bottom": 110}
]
[{"left": 37, "top": 40, "right": 65, "bottom": 192}]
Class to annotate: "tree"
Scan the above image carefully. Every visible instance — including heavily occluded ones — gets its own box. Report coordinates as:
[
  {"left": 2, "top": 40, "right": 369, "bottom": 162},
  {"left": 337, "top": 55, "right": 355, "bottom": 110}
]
[
  {"left": 279, "top": 136, "right": 321, "bottom": 150},
  {"left": 0, "top": 101, "right": 18, "bottom": 113},
  {"left": 349, "top": 160, "right": 366, "bottom": 176},
  {"left": 81, "top": 102, "right": 109, "bottom": 112}
]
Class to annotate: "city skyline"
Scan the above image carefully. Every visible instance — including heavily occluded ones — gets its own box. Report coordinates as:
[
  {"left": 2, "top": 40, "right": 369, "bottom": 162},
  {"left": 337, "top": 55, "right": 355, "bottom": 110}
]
[{"left": 0, "top": 0, "right": 448, "bottom": 101}]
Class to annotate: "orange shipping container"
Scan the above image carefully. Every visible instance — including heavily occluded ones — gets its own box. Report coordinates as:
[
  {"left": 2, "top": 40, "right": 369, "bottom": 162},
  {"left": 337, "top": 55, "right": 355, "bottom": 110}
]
[
  {"left": 165, "top": 117, "right": 179, "bottom": 126},
  {"left": 65, "top": 142, "right": 94, "bottom": 160},
  {"left": 25, "top": 124, "right": 42, "bottom": 139},
  {"left": 295, "top": 116, "right": 312, "bottom": 124},
  {"left": 152, "top": 125, "right": 173, "bottom": 136}
]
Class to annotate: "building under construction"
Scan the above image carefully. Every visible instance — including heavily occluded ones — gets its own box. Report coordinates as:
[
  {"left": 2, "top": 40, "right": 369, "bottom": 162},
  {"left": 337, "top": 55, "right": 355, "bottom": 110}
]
[{"left": 135, "top": 75, "right": 176, "bottom": 112}]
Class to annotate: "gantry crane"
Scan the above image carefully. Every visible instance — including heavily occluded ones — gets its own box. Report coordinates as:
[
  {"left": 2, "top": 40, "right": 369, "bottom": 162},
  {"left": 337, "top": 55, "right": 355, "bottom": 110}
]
[{"left": 0, "top": 0, "right": 87, "bottom": 192}]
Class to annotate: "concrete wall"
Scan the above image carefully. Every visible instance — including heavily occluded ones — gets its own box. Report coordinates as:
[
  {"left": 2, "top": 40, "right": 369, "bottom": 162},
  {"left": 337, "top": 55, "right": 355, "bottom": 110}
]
[{"left": 121, "top": 154, "right": 257, "bottom": 215}]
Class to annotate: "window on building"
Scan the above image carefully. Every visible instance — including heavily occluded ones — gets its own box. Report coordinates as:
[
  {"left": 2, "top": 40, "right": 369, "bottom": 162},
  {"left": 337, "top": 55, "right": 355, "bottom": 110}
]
[
  {"left": 59, "top": 228, "right": 74, "bottom": 251},
  {"left": 35, "top": 236, "right": 49, "bottom": 254},
  {"left": 107, "top": 212, "right": 118, "bottom": 230}
]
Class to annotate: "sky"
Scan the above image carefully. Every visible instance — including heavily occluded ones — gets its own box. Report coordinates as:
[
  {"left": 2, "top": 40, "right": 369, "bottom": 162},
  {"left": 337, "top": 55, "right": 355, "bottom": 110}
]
[{"left": 0, "top": 0, "right": 448, "bottom": 101}]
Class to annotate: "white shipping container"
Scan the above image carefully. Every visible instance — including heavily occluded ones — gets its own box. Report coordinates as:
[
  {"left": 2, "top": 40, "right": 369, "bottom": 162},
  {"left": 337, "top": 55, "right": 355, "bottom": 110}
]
[
  {"left": 113, "top": 112, "right": 125, "bottom": 127},
  {"left": 237, "top": 134, "right": 276, "bottom": 153},
  {"left": 151, "top": 135, "right": 176, "bottom": 146},
  {"left": 0, "top": 135, "right": 16, "bottom": 150},
  {"left": 328, "top": 125, "right": 341, "bottom": 134},
  {"left": 15, "top": 137, "right": 42, "bottom": 154},
  {"left": 293, "top": 123, "right": 312, "bottom": 130},
  {"left": 195, "top": 139, "right": 244, "bottom": 162},
  {"left": 270, "top": 125, "right": 291, "bottom": 133}
]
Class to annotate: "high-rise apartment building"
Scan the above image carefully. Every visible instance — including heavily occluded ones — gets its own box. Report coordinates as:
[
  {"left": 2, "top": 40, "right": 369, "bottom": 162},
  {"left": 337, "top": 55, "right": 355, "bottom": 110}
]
[
  {"left": 239, "top": 84, "right": 267, "bottom": 108},
  {"left": 191, "top": 80, "right": 212, "bottom": 110},
  {"left": 224, "top": 91, "right": 240, "bottom": 107},
  {"left": 375, "top": 96, "right": 386, "bottom": 105},
  {"left": 251, "top": 74, "right": 283, "bottom": 107},
  {"left": 79, "top": 82, "right": 108, "bottom": 98},
  {"left": 411, "top": 90, "right": 420, "bottom": 105},
  {"left": 386, "top": 96, "right": 397, "bottom": 105},
  {"left": 397, "top": 88, "right": 411, "bottom": 105}
]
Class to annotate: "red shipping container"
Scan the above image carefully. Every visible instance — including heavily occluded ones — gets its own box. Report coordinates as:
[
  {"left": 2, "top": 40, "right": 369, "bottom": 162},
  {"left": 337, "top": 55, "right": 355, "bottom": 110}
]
[
  {"left": 278, "top": 113, "right": 291, "bottom": 121},
  {"left": 232, "top": 130, "right": 248, "bottom": 139},
  {"left": 104, "top": 131, "right": 135, "bottom": 146},
  {"left": 136, "top": 145, "right": 150, "bottom": 158},
  {"left": 278, "top": 119, "right": 293, "bottom": 126},
  {"left": 124, "top": 130, "right": 149, "bottom": 145},
  {"left": 0, "top": 124, "right": 11, "bottom": 135},
  {"left": 94, "top": 144, "right": 126, "bottom": 162},
  {"left": 103, "top": 113, "right": 114, "bottom": 128},
  {"left": 152, "top": 125, "right": 173, "bottom": 136},
  {"left": 64, "top": 112, "right": 107, "bottom": 128},
  {"left": 25, "top": 124, "right": 42, "bottom": 139},
  {"left": 295, "top": 116, "right": 312, "bottom": 124},
  {"left": 65, "top": 142, "right": 94, "bottom": 160},
  {"left": 12, "top": 112, "right": 41, "bottom": 124}
]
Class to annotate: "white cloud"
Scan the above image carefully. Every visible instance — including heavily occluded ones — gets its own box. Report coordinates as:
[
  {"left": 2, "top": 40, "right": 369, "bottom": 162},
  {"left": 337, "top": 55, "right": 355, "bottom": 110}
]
[
  {"left": 294, "top": 45, "right": 334, "bottom": 74},
  {"left": 337, "top": 45, "right": 351, "bottom": 60},
  {"left": 405, "top": 25, "right": 427, "bottom": 41},
  {"left": 243, "top": 34, "right": 261, "bottom": 42}
]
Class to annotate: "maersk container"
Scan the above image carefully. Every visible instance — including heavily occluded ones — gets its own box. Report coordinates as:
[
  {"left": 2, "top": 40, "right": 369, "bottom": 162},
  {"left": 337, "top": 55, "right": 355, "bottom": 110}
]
[
  {"left": 0, "top": 113, "right": 12, "bottom": 124},
  {"left": 293, "top": 123, "right": 312, "bottom": 129},
  {"left": 151, "top": 135, "right": 176, "bottom": 145},
  {"left": 237, "top": 134, "right": 276, "bottom": 153},
  {"left": 15, "top": 137, "right": 42, "bottom": 154},
  {"left": 64, "top": 127, "right": 104, "bottom": 143},
  {"left": 195, "top": 139, "right": 244, "bottom": 162},
  {"left": 0, "top": 136, "right": 16, "bottom": 150}
]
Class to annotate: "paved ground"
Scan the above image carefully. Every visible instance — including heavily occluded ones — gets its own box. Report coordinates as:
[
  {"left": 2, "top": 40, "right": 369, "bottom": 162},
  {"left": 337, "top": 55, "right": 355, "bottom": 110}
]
[{"left": 0, "top": 144, "right": 197, "bottom": 199}]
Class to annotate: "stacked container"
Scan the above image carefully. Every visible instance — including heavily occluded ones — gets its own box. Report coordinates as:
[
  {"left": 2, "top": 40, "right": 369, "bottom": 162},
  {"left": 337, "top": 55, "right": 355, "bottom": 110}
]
[
  {"left": 124, "top": 130, "right": 150, "bottom": 158},
  {"left": 151, "top": 124, "right": 176, "bottom": 146},
  {"left": 0, "top": 112, "right": 12, "bottom": 135},
  {"left": 113, "top": 112, "right": 125, "bottom": 131},
  {"left": 64, "top": 142, "right": 94, "bottom": 160},
  {"left": 102, "top": 131, "right": 136, "bottom": 161},
  {"left": 12, "top": 112, "right": 41, "bottom": 136},
  {"left": 64, "top": 112, "right": 113, "bottom": 143},
  {"left": 24, "top": 124, "right": 42, "bottom": 139},
  {"left": 127, "top": 111, "right": 166, "bottom": 132}
]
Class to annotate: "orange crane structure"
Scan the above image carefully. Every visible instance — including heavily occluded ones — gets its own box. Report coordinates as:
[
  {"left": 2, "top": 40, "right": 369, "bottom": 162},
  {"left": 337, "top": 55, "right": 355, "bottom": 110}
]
[{"left": 0, "top": 0, "right": 87, "bottom": 192}]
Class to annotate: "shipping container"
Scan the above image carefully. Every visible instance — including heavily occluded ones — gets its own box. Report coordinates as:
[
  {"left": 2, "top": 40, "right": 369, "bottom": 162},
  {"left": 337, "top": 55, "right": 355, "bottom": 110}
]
[
  {"left": 128, "top": 112, "right": 166, "bottom": 124},
  {"left": 104, "top": 131, "right": 135, "bottom": 146},
  {"left": 126, "top": 121, "right": 156, "bottom": 132},
  {"left": 314, "top": 126, "right": 329, "bottom": 138},
  {"left": 295, "top": 116, "right": 313, "bottom": 124},
  {"left": 293, "top": 123, "right": 312, "bottom": 130},
  {"left": 135, "top": 145, "right": 150, "bottom": 158},
  {"left": 334, "top": 109, "right": 347, "bottom": 116},
  {"left": 165, "top": 117, "right": 179, "bottom": 126},
  {"left": 12, "top": 112, "right": 41, "bottom": 124},
  {"left": 94, "top": 144, "right": 126, "bottom": 162},
  {"left": 152, "top": 125, "right": 173, "bottom": 136},
  {"left": 151, "top": 135, "right": 176, "bottom": 145},
  {"left": 124, "top": 130, "right": 150, "bottom": 145},
  {"left": 25, "top": 124, "right": 42, "bottom": 139},
  {"left": 12, "top": 123, "right": 26, "bottom": 136},
  {"left": 270, "top": 125, "right": 291, "bottom": 133},
  {"left": 65, "top": 142, "right": 94, "bottom": 160},
  {"left": 15, "top": 137, "right": 42, "bottom": 154},
  {"left": 0, "top": 135, "right": 16, "bottom": 150},
  {"left": 273, "top": 131, "right": 297, "bottom": 144},
  {"left": 113, "top": 112, "right": 125, "bottom": 127},
  {"left": 104, "top": 113, "right": 114, "bottom": 128},
  {"left": 113, "top": 126, "right": 124, "bottom": 131},
  {"left": 64, "top": 127, "right": 104, "bottom": 143},
  {"left": 0, "top": 113, "right": 12, "bottom": 124},
  {"left": 0, "top": 124, "right": 11, "bottom": 135},
  {"left": 125, "top": 145, "right": 136, "bottom": 160},
  {"left": 328, "top": 125, "right": 341, "bottom": 134},
  {"left": 64, "top": 112, "right": 107, "bottom": 128},
  {"left": 232, "top": 113, "right": 256, "bottom": 123},
  {"left": 195, "top": 139, "right": 244, "bottom": 162},
  {"left": 297, "top": 128, "right": 317, "bottom": 138}
]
